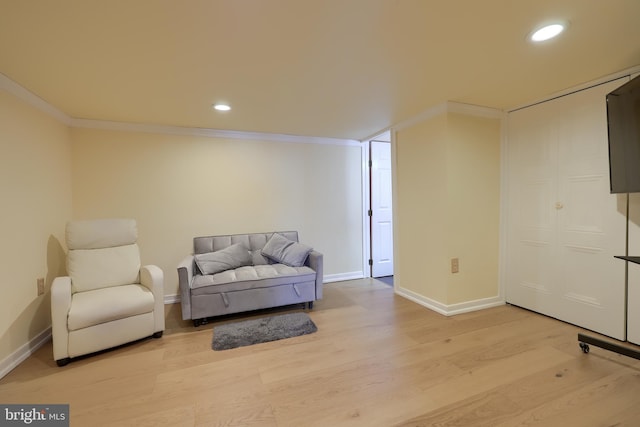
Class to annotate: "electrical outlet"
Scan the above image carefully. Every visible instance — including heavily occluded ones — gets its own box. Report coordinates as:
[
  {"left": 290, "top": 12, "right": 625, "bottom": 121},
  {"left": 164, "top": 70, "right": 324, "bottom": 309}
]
[
  {"left": 451, "top": 258, "right": 459, "bottom": 274},
  {"left": 37, "top": 278, "right": 45, "bottom": 296}
]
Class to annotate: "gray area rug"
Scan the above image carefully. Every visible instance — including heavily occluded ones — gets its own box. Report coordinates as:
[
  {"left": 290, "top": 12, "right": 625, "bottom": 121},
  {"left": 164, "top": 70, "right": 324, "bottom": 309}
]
[{"left": 212, "top": 312, "right": 317, "bottom": 351}]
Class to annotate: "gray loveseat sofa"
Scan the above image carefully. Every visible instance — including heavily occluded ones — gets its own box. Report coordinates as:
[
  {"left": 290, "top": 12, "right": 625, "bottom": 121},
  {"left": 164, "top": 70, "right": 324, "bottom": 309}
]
[{"left": 178, "top": 231, "right": 323, "bottom": 326}]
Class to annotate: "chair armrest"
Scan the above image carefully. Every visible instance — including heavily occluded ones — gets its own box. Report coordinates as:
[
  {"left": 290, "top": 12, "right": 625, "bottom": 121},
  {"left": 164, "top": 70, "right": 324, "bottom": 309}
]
[
  {"left": 306, "top": 250, "right": 323, "bottom": 300},
  {"left": 51, "top": 276, "right": 72, "bottom": 361},
  {"left": 141, "top": 265, "right": 165, "bottom": 332},
  {"left": 177, "top": 255, "right": 194, "bottom": 320}
]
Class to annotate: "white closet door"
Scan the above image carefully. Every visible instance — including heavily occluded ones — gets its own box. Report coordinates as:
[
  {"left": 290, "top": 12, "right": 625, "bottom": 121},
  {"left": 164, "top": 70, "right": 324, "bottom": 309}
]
[
  {"left": 506, "top": 100, "right": 560, "bottom": 319},
  {"left": 627, "top": 256, "right": 640, "bottom": 345},
  {"left": 506, "top": 78, "right": 627, "bottom": 340},
  {"left": 627, "top": 194, "right": 640, "bottom": 344}
]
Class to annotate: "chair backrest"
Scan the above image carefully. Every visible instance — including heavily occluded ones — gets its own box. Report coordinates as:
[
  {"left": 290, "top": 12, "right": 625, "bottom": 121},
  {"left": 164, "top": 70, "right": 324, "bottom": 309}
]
[{"left": 66, "top": 219, "right": 141, "bottom": 293}]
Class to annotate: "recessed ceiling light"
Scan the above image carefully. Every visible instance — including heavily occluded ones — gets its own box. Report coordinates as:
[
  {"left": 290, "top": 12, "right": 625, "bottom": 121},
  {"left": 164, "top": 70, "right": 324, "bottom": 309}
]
[
  {"left": 213, "top": 103, "right": 231, "bottom": 111},
  {"left": 530, "top": 23, "right": 566, "bottom": 42}
]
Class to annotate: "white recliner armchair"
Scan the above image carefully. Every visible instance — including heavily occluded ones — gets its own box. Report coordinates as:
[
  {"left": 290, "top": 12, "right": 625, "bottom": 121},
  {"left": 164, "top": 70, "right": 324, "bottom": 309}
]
[{"left": 51, "top": 219, "right": 164, "bottom": 366}]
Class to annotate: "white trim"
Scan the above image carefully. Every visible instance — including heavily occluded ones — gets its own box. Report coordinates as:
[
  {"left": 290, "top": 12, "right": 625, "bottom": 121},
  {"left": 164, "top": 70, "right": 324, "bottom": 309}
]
[
  {"left": 0, "top": 73, "right": 360, "bottom": 147},
  {"left": 394, "top": 102, "right": 448, "bottom": 131},
  {"left": 0, "top": 327, "right": 51, "bottom": 381},
  {"left": 164, "top": 294, "right": 180, "bottom": 304},
  {"left": 324, "top": 271, "right": 365, "bottom": 283},
  {"left": 70, "top": 118, "right": 361, "bottom": 146},
  {"left": 0, "top": 73, "right": 71, "bottom": 125},
  {"left": 361, "top": 127, "right": 392, "bottom": 144},
  {"left": 498, "top": 111, "right": 509, "bottom": 303},
  {"left": 395, "top": 287, "right": 505, "bottom": 316},
  {"left": 507, "top": 64, "right": 640, "bottom": 113},
  {"left": 390, "top": 128, "right": 399, "bottom": 292},
  {"left": 446, "top": 101, "right": 504, "bottom": 118},
  {"left": 393, "top": 101, "right": 504, "bottom": 132},
  {"left": 362, "top": 141, "right": 371, "bottom": 277},
  {"left": 362, "top": 130, "right": 395, "bottom": 280}
]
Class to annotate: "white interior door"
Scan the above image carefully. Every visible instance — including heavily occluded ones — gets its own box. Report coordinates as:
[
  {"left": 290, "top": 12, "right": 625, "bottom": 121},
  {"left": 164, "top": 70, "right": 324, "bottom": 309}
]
[
  {"left": 370, "top": 140, "right": 394, "bottom": 278},
  {"left": 506, "top": 78, "right": 628, "bottom": 340}
]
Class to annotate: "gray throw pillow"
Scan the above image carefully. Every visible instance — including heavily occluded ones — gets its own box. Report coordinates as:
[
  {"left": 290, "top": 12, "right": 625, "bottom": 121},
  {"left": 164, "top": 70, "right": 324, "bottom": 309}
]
[
  {"left": 194, "top": 243, "right": 252, "bottom": 275},
  {"left": 261, "top": 233, "right": 312, "bottom": 267},
  {"left": 251, "top": 249, "right": 271, "bottom": 265}
]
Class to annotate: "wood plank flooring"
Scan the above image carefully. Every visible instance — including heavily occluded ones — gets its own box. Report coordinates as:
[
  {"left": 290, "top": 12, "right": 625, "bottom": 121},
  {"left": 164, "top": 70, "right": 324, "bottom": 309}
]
[{"left": 2, "top": 279, "right": 640, "bottom": 426}]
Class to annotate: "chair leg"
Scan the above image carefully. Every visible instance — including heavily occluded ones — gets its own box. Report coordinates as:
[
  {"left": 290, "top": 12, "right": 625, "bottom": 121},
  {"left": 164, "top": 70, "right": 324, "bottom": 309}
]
[{"left": 56, "top": 358, "right": 70, "bottom": 367}]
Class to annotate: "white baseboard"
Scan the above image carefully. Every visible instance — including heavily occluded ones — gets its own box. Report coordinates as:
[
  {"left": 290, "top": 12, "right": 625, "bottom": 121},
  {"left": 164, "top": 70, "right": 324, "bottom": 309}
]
[
  {"left": 0, "top": 327, "right": 51, "bottom": 381},
  {"left": 164, "top": 294, "right": 180, "bottom": 304},
  {"left": 395, "top": 286, "right": 504, "bottom": 316},
  {"left": 323, "top": 271, "right": 365, "bottom": 283}
]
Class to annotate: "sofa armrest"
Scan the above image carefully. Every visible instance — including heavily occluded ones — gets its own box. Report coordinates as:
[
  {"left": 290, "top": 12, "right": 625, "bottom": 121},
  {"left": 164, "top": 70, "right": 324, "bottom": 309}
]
[
  {"left": 141, "top": 265, "right": 165, "bottom": 332},
  {"left": 177, "top": 255, "right": 195, "bottom": 320},
  {"left": 51, "top": 276, "right": 72, "bottom": 362},
  {"left": 306, "top": 250, "right": 323, "bottom": 300}
]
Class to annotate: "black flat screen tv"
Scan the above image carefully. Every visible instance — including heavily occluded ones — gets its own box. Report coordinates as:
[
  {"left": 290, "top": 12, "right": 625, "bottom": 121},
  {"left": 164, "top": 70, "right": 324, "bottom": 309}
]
[{"left": 607, "top": 74, "right": 640, "bottom": 194}]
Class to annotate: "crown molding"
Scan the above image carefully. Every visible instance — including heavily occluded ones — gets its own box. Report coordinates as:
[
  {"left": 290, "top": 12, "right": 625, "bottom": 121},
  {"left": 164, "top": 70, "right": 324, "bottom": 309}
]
[
  {"left": 507, "top": 64, "right": 640, "bottom": 113},
  {"left": 392, "top": 101, "right": 504, "bottom": 132},
  {"left": 70, "top": 118, "right": 361, "bottom": 146},
  {"left": 0, "top": 73, "right": 72, "bottom": 125},
  {"left": 392, "top": 102, "right": 449, "bottom": 131},
  {"left": 445, "top": 101, "right": 505, "bottom": 119},
  {"left": 1, "top": 72, "right": 360, "bottom": 146}
]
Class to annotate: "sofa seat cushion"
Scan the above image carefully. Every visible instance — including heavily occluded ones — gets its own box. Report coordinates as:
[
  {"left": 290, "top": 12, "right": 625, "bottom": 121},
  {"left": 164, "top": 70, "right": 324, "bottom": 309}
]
[
  {"left": 68, "top": 284, "right": 155, "bottom": 331},
  {"left": 190, "top": 264, "right": 316, "bottom": 296}
]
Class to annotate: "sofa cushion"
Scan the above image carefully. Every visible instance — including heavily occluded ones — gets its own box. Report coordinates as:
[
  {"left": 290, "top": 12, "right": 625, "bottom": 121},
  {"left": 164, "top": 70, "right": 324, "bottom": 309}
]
[
  {"left": 261, "top": 233, "right": 313, "bottom": 267},
  {"left": 67, "top": 284, "right": 155, "bottom": 331},
  {"left": 191, "top": 264, "right": 316, "bottom": 295},
  {"left": 194, "top": 243, "right": 252, "bottom": 275}
]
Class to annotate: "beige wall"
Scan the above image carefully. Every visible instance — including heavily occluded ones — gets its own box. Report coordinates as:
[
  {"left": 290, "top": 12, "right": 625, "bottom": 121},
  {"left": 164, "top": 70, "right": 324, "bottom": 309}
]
[
  {"left": 0, "top": 90, "right": 72, "bottom": 364},
  {"left": 395, "top": 114, "right": 449, "bottom": 303},
  {"left": 70, "top": 128, "right": 364, "bottom": 297},
  {"left": 395, "top": 111, "right": 501, "bottom": 306}
]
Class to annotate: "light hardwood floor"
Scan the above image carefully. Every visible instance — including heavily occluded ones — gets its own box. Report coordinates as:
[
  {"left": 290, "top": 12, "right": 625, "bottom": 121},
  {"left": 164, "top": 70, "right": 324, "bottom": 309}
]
[{"left": 2, "top": 279, "right": 640, "bottom": 426}]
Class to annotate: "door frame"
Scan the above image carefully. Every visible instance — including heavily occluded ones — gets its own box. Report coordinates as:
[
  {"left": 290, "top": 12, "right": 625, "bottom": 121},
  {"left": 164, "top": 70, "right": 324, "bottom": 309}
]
[{"left": 362, "top": 131, "right": 394, "bottom": 280}]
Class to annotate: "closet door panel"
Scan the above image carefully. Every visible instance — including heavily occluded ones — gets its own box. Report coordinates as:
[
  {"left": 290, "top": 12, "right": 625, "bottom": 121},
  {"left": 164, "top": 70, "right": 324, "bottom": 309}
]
[
  {"left": 626, "top": 192, "right": 640, "bottom": 344},
  {"left": 555, "top": 80, "right": 627, "bottom": 339},
  {"left": 506, "top": 78, "right": 627, "bottom": 339},
  {"left": 505, "top": 103, "right": 559, "bottom": 317}
]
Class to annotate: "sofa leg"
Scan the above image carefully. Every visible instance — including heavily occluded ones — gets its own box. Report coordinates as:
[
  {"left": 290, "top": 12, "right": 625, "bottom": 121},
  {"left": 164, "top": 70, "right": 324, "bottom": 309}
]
[
  {"left": 308, "top": 301, "right": 314, "bottom": 310},
  {"left": 56, "top": 358, "right": 70, "bottom": 367},
  {"left": 194, "top": 318, "right": 209, "bottom": 327},
  {"left": 152, "top": 331, "right": 163, "bottom": 338}
]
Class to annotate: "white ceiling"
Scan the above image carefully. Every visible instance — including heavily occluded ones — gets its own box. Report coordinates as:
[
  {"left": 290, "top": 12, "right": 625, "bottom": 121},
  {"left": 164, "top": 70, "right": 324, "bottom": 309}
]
[{"left": 1, "top": 0, "right": 639, "bottom": 141}]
